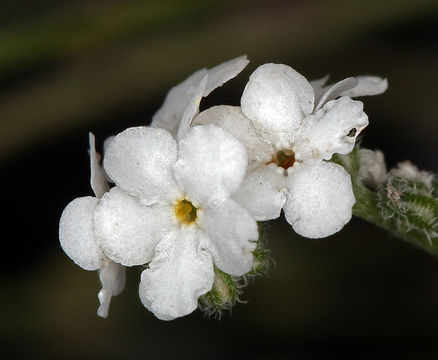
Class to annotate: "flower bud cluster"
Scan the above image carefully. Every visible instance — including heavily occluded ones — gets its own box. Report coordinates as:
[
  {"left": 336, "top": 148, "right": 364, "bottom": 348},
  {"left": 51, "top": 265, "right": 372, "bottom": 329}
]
[
  {"left": 59, "top": 56, "right": 387, "bottom": 319},
  {"left": 378, "top": 162, "right": 438, "bottom": 245},
  {"left": 337, "top": 146, "right": 438, "bottom": 254}
]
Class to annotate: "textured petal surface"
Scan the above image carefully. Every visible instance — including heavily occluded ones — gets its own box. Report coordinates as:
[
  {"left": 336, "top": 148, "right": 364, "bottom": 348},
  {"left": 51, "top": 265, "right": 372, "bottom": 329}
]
[
  {"left": 97, "top": 260, "right": 126, "bottom": 318},
  {"left": 94, "top": 186, "right": 177, "bottom": 266},
  {"left": 139, "top": 228, "right": 214, "bottom": 320},
  {"left": 104, "top": 127, "right": 180, "bottom": 205},
  {"left": 176, "top": 74, "right": 208, "bottom": 139},
  {"left": 151, "top": 68, "right": 208, "bottom": 136},
  {"left": 233, "top": 164, "right": 286, "bottom": 221},
  {"left": 174, "top": 124, "right": 248, "bottom": 206},
  {"left": 241, "top": 63, "right": 314, "bottom": 146},
  {"left": 294, "top": 97, "right": 368, "bottom": 161},
  {"left": 59, "top": 196, "right": 106, "bottom": 271},
  {"left": 203, "top": 55, "right": 249, "bottom": 96},
  {"left": 89, "top": 132, "right": 109, "bottom": 198},
  {"left": 314, "top": 77, "right": 358, "bottom": 111},
  {"left": 198, "top": 198, "right": 258, "bottom": 276},
  {"left": 193, "top": 105, "right": 273, "bottom": 169},
  {"left": 340, "top": 76, "right": 388, "bottom": 98},
  {"left": 284, "top": 161, "right": 355, "bottom": 238}
]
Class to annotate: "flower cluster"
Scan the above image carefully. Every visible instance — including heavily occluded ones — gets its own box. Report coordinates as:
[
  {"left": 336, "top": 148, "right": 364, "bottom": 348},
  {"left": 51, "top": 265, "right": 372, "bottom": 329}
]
[{"left": 59, "top": 56, "right": 387, "bottom": 319}]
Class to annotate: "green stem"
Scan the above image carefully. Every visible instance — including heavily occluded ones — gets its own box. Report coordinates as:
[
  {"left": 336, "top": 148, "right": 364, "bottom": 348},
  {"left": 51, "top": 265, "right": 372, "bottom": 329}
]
[
  {"left": 352, "top": 181, "right": 438, "bottom": 256},
  {"left": 334, "top": 148, "right": 438, "bottom": 257}
]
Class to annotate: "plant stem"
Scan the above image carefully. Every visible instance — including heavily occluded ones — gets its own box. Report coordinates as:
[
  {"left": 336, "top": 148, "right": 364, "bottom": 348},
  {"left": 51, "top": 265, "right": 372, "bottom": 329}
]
[
  {"left": 334, "top": 147, "right": 438, "bottom": 257},
  {"left": 352, "top": 181, "right": 438, "bottom": 256}
]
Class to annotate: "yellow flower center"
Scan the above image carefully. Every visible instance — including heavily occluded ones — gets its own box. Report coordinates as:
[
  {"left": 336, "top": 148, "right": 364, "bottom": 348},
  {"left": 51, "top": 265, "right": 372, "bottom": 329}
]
[
  {"left": 174, "top": 199, "right": 198, "bottom": 225},
  {"left": 272, "top": 149, "right": 295, "bottom": 170}
]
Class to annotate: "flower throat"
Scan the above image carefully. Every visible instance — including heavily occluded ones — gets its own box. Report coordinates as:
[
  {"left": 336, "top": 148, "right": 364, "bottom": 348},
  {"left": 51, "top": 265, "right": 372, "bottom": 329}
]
[
  {"left": 174, "top": 199, "right": 198, "bottom": 225},
  {"left": 272, "top": 150, "right": 295, "bottom": 170}
]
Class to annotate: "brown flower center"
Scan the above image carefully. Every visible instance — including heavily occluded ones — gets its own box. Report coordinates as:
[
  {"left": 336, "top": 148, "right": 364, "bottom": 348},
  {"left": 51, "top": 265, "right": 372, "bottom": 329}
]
[
  {"left": 272, "top": 150, "right": 295, "bottom": 170},
  {"left": 174, "top": 199, "right": 198, "bottom": 225}
]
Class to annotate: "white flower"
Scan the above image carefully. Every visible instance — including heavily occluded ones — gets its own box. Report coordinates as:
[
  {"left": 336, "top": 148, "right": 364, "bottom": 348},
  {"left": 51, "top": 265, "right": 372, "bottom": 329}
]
[
  {"left": 151, "top": 55, "right": 249, "bottom": 139},
  {"left": 59, "top": 133, "right": 126, "bottom": 318},
  {"left": 194, "top": 64, "right": 387, "bottom": 238},
  {"left": 94, "top": 124, "right": 258, "bottom": 320},
  {"left": 310, "top": 74, "right": 388, "bottom": 107}
]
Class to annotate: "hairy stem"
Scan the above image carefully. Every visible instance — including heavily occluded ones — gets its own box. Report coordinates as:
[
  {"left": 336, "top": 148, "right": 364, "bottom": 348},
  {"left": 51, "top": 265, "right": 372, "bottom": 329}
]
[{"left": 334, "top": 146, "right": 438, "bottom": 256}]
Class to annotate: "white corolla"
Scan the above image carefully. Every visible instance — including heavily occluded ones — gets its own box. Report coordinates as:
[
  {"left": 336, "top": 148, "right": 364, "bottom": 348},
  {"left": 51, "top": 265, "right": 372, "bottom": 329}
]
[
  {"left": 151, "top": 55, "right": 249, "bottom": 138},
  {"left": 194, "top": 63, "right": 387, "bottom": 238},
  {"left": 59, "top": 133, "right": 125, "bottom": 318},
  {"left": 93, "top": 124, "right": 257, "bottom": 320}
]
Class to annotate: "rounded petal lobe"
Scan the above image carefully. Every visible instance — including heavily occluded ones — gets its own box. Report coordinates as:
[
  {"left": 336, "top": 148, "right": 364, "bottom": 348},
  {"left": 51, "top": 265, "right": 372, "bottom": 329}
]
[
  {"left": 198, "top": 198, "right": 258, "bottom": 276},
  {"left": 97, "top": 260, "right": 126, "bottom": 318},
  {"left": 233, "top": 164, "right": 286, "bottom": 221},
  {"left": 104, "top": 127, "right": 180, "bottom": 205},
  {"left": 174, "top": 124, "right": 248, "bottom": 206},
  {"left": 94, "top": 186, "right": 176, "bottom": 266},
  {"left": 241, "top": 63, "right": 314, "bottom": 146},
  {"left": 294, "top": 97, "right": 368, "bottom": 161},
  {"left": 59, "top": 196, "right": 106, "bottom": 271},
  {"left": 193, "top": 105, "right": 273, "bottom": 169},
  {"left": 139, "top": 228, "right": 214, "bottom": 320},
  {"left": 284, "top": 161, "right": 355, "bottom": 238}
]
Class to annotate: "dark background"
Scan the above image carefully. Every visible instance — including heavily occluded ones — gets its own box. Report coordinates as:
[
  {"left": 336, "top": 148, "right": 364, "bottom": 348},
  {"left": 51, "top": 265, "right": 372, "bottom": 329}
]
[{"left": 2, "top": 1, "right": 438, "bottom": 359}]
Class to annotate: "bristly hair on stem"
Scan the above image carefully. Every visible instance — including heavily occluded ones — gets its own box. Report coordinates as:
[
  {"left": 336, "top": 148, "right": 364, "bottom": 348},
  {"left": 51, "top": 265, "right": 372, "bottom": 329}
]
[{"left": 333, "top": 144, "right": 438, "bottom": 256}]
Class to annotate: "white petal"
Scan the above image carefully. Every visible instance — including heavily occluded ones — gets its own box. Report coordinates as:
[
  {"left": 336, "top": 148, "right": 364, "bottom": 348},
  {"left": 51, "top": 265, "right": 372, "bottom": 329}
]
[
  {"left": 151, "top": 68, "right": 208, "bottom": 137},
  {"left": 340, "top": 76, "right": 388, "bottom": 98},
  {"left": 103, "top": 135, "right": 115, "bottom": 153},
  {"left": 310, "top": 74, "right": 330, "bottom": 104},
  {"left": 94, "top": 186, "right": 177, "bottom": 266},
  {"left": 102, "top": 135, "right": 116, "bottom": 183},
  {"left": 241, "top": 63, "right": 314, "bottom": 146},
  {"left": 89, "top": 132, "right": 109, "bottom": 198},
  {"left": 193, "top": 105, "right": 273, "bottom": 169},
  {"left": 294, "top": 97, "right": 368, "bottom": 161},
  {"left": 139, "top": 228, "right": 214, "bottom": 320},
  {"left": 174, "top": 124, "right": 248, "bottom": 206},
  {"left": 104, "top": 126, "right": 181, "bottom": 205},
  {"left": 97, "top": 260, "right": 126, "bottom": 318},
  {"left": 203, "top": 55, "right": 249, "bottom": 96},
  {"left": 284, "top": 161, "right": 355, "bottom": 238},
  {"left": 151, "top": 57, "right": 249, "bottom": 138},
  {"left": 59, "top": 196, "right": 106, "bottom": 271},
  {"left": 198, "top": 198, "right": 258, "bottom": 276},
  {"left": 314, "top": 77, "right": 358, "bottom": 112},
  {"left": 176, "top": 74, "right": 208, "bottom": 140},
  {"left": 233, "top": 164, "right": 286, "bottom": 221}
]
